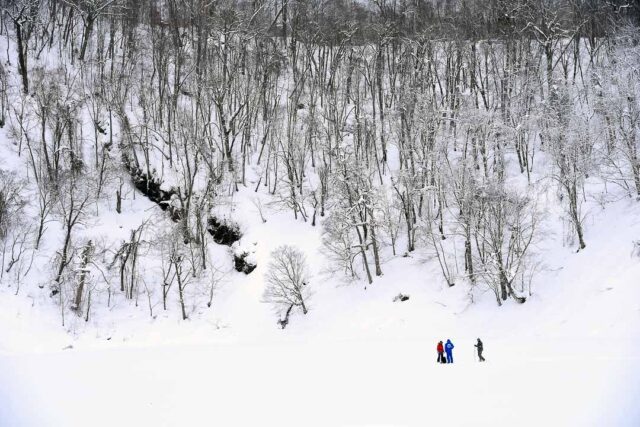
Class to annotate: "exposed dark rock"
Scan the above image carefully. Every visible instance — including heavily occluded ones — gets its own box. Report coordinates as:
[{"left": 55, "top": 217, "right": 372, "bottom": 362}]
[
  {"left": 234, "top": 251, "right": 256, "bottom": 275},
  {"left": 122, "top": 153, "right": 183, "bottom": 222},
  {"left": 207, "top": 217, "right": 242, "bottom": 246}
]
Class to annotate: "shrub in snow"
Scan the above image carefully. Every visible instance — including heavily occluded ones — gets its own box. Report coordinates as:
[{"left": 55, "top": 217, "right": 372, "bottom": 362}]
[
  {"left": 263, "top": 245, "right": 310, "bottom": 329},
  {"left": 207, "top": 217, "right": 242, "bottom": 246}
]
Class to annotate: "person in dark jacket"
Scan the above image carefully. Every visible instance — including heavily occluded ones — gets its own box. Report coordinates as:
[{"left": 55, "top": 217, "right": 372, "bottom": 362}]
[
  {"left": 437, "top": 341, "right": 445, "bottom": 363},
  {"left": 475, "top": 338, "right": 485, "bottom": 362},
  {"left": 445, "top": 339, "right": 454, "bottom": 363}
]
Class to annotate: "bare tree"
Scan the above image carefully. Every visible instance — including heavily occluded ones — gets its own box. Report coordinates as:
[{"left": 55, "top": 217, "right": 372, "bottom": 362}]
[
  {"left": 263, "top": 245, "right": 310, "bottom": 328},
  {"left": 0, "top": 171, "right": 26, "bottom": 241},
  {"left": 470, "top": 183, "right": 539, "bottom": 305},
  {"left": 71, "top": 239, "right": 94, "bottom": 314},
  {"left": 62, "top": 0, "right": 119, "bottom": 61},
  {"left": 0, "top": 171, "right": 34, "bottom": 294},
  {"left": 172, "top": 240, "right": 192, "bottom": 321},
  {"left": 52, "top": 173, "right": 94, "bottom": 294},
  {"left": 4, "top": 0, "right": 42, "bottom": 93},
  {"left": 156, "top": 227, "right": 193, "bottom": 320},
  {"left": 544, "top": 87, "right": 592, "bottom": 251}
]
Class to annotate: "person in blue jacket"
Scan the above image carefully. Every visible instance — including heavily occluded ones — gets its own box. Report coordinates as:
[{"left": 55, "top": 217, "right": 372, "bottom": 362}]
[{"left": 445, "top": 339, "right": 454, "bottom": 363}]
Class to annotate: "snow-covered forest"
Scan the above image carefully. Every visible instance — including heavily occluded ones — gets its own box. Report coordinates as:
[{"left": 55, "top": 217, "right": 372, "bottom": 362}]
[{"left": 1, "top": 1, "right": 640, "bottom": 426}]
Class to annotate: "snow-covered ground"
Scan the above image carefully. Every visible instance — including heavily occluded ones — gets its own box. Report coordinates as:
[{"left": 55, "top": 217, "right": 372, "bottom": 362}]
[
  {"left": 1, "top": 20, "right": 639, "bottom": 426},
  {"left": 2, "top": 337, "right": 639, "bottom": 426},
  {"left": 1, "top": 191, "right": 639, "bottom": 426}
]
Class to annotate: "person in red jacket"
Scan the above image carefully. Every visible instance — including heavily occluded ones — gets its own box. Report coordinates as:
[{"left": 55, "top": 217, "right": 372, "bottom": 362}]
[{"left": 437, "top": 341, "right": 445, "bottom": 363}]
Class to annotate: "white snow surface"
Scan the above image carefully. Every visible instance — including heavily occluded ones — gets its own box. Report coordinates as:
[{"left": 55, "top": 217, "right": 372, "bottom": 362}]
[{"left": 1, "top": 188, "right": 640, "bottom": 426}]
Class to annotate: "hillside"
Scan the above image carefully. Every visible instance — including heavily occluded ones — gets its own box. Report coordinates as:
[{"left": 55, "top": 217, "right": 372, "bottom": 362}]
[{"left": 0, "top": 1, "right": 640, "bottom": 426}]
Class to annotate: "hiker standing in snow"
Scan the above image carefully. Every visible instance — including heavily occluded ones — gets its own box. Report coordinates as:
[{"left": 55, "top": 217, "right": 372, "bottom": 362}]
[
  {"left": 437, "top": 341, "right": 445, "bottom": 363},
  {"left": 445, "top": 339, "right": 454, "bottom": 363},
  {"left": 475, "top": 338, "right": 485, "bottom": 362}
]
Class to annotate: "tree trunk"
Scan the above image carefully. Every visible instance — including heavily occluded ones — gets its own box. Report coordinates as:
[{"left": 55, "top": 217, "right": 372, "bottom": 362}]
[
  {"left": 14, "top": 21, "right": 29, "bottom": 94},
  {"left": 55, "top": 223, "right": 73, "bottom": 285},
  {"left": 79, "top": 15, "right": 95, "bottom": 61},
  {"left": 369, "top": 221, "right": 382, "bottom": 277},
  {"left": 464, "top": 235, "right": 474, "bottom": 284},
  {"left": 73, "top": 241, "right": 93, "bottom": 314},
  {"left": 568, "top": 183, "right": 586, "bottom": 250}
]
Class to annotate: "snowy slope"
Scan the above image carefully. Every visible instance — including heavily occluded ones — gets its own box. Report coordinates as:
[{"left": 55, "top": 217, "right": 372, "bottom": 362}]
[
  {"left": 1, "top": 183, "right": 639, "bottom": 426},
  {"left": 0, "top": 11, "right": 639, "bottom": 427}
]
